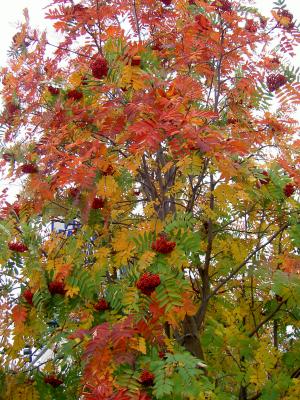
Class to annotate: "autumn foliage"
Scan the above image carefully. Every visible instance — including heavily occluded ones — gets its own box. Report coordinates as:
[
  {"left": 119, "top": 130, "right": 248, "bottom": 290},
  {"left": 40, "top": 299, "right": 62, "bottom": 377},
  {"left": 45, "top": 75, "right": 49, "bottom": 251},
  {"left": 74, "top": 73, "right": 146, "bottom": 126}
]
[{"left": 0, "top": 0, "right": 300, "bottom": 399}]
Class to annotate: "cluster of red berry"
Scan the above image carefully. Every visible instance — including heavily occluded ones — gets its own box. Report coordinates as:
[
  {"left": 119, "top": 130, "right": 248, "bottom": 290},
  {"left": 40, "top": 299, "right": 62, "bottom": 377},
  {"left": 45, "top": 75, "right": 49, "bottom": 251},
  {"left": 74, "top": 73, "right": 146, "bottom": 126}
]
[
  {"left": 48, "top": 86, "right": 60, "bottom": 95},
  {"left": 245, "top": 19, "right": 258, "bottom": 33},
  {"left": 20, "top": 163, "right": 38, "bottom": 174},
  {"left": 69, "top": 187, "right": 80, "bottom": 198},
  {"left": 161, "top": 0, "right": 172, "bottom": 6},
  {"left": 266, "top": 74, "right": 287, "bottom": 92},
  {"left": 66, "top": 89, "right": 83, "bottom": 101},
  {"left": 8, "top": 241, "right": 28, "bottom": 252},
  {"left": 139, "top": 370, "right": 155, "bottom": 387},
  {"left": 23, "top": 289, "right": 34, "bottom": 305},
  {"left": 44, "top": 375, "right": 63, "bottom": 387},
  {"left": 90, "top": 56, "right": 108, "bottom": 79},
  {"left": 48, "top": 280, "right": 66, "bottom": 295},
  {"left": 94, "top": 298, "right": 110, "bottom": 311},
  {"left": 136, "top": 272, "right": 161, "bottom": 296},
  {"left": 151, "top": 235, "right": 176, "bottom": 254},
  {"left": 92, "top": 197, "right": 105, "bottom": 209},
  {"left": 212, "top": 0, "right": 232, "bottom": 12},
  {"left": 284, "top": 183, "right": 295, "bottom": 198}
]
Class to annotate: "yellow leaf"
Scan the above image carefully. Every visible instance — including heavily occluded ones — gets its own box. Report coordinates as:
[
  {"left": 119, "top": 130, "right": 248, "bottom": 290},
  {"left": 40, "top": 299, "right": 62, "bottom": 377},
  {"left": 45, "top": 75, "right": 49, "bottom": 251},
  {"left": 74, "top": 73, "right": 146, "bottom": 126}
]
[
  {"left": 69, "top": 71, "right": 82, "bottom": 87},
  {"left": 65, "top": 284, "right": 80, "bottom": 298},
  {"left": 112, "top": 230, "right": 135, "bottom": 266},
  {"left": 138, "top": 250, "right": 156, "bottom": 271},
  {"left": 130, "top": 337, "right": 146, "bottom": 354},
  {"left": 97, "top": 175, "right": 119, "bottom": 198}
]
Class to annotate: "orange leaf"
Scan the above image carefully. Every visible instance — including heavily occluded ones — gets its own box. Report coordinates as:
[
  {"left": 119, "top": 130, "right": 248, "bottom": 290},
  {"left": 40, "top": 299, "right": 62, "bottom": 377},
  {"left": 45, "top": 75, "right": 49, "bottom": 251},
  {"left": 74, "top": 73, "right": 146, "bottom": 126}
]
[{"left": 12, "top": 305, "right": 27, "bottom": 326}]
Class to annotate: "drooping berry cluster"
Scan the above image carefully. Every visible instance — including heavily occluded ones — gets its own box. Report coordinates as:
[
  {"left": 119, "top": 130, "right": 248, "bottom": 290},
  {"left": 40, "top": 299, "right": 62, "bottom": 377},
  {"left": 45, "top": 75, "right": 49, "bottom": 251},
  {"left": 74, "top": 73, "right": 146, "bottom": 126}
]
[
  {"left": 69, "top": 187, "right": 80, "bottom": 198},
  {"left": 66, "top": 89, "right": 83, "bottom": 101},
  {"left": 48, "top": 86, "right": 60, "bottom": 95},
  {"left": 8, "top": 241, "right": 28, "bottom": 252},
  {"left": 140, "top": 370, "right": 155, "bottom": 387},
  {"left": 131, "top": 56, "right": 141, "bottom": 66},
  {"left": 266, "top": 74, "right": 287, "bottom": 92},
  {"left": 48, "top": 280, "right": 66, "bottom": 295},
  {"left": 90, "top": 56, "right": 109, "bottom": 79},
  {"left": 245, "top": 19, "right": 258, "bottom": 33},
  {"left": 92, "top": 197, "right": 105, "bottom": 209},
  {"left": 212, "top": 0, "right": 232, "bottom": 12},
  {"left": 20, "top": 163, "right": 38, "bottom": 174},
  {"left": 94, "top": 298, "right": 110, "bottom": 311},
  {"left": 44, "top": 375, "right": 63, "bottom": 387},
  {"left": 151, "top": 235, "right": 176, "bottom": 254},
  {"left": 136, "top": 273, "right": 161, "bottom": 296},
  {"left": 283, "top": 183, "right": 295, "bottom": 198},
  {"left": 23, "top": 289, "right": 34, "bottom": 305}
]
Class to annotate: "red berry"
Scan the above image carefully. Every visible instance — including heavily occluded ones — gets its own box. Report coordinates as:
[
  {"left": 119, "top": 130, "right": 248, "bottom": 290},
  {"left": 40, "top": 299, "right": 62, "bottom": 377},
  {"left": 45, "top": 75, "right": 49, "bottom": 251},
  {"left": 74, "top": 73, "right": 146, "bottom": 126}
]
[
  {"left": 227, "top": 117, "right": 237, "bottom": 124},
  {"left": 189, "top": 0, "right": 196, "bottom": 4},
  {"left": 91, "top": 197, "right": 105, "bottom": 209},
  {"left": 90, "top": 56, "right": 108, "bottom": 79},
  {"left": 69, "top": 187, "right": 80, "bottom": 198},
  {"left": 140, "top": 370, "right": 155, "bottom": 387},
  {"left": 283, "top": 183, "right": 295, "bottom": 198},
  {"left": 161, "top": 0, "right": 172, "bottom": 5},
  {"left": 66, "top": 89, "right": 83, "bottom": 101},
  {"left": 266, "top": 74, "right": 287, "bottom": 92},
  {"left": 136, "top": 273, "right": 161, "bottom": 296},
  {"left": 23, "top": 289, "right": 34, "bottom": 306},
  {"left": 48, "top": 86, "right": 60, "bottom": 95},
  {"left": 44, "top": 375, "right": 63, "bottom": 387},
  {"left": 94, "top": 298, "right": 110, "bottom": 311},
  {"left": 20, "top": 163, "right": 38, "bottom": 174},
  {"left": 8, "top": 241, "right": 28, "bottom": 253},
  {"left": 212, "top": 0, "right": 232, "bottom": 12},
  {"left": 131, "top": 56, "right": 141, "bottom": 66},
  {"left": 151, "top": 235, "right": 176, "bottom": 254},
  {"left": 48, "top": 281, "right": 66, "bottom": 295},
  {"left": 245, "top": 19, "right": 258, "bottom": 33}
]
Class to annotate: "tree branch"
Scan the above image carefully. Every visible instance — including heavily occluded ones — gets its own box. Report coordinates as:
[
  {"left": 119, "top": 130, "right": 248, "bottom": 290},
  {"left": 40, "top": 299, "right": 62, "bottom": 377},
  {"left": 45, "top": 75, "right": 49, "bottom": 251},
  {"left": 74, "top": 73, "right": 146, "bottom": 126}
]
[{"left": 210, "top": 223, "right": 289, "bottom": 298}]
